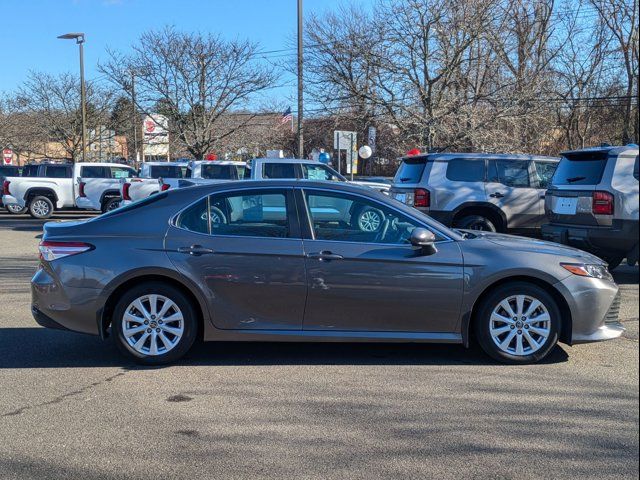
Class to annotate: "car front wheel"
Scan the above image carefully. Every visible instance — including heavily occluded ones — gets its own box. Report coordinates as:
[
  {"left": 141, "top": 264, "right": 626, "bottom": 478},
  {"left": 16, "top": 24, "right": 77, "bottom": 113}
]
[
  {"left": 112, "top": 282, "right": 198, "bottom": 365},
  {"left": 476, "top": 282, "right": 560, "bottom": 364}
]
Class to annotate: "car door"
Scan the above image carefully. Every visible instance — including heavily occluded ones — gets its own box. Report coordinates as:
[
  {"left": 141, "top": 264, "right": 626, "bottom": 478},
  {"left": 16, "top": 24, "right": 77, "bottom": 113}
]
[
  {"left": 44, "top": 164, "right": 73, "bottom": 207},
  {"left": 298, "top": 188, "right": 464, "bottom": 333},
  {"left": 485, "top": 159, "right": 541, "bottom": 229},
  {"left": 164, "top": 187, "right": 307, "bottom": 330}
]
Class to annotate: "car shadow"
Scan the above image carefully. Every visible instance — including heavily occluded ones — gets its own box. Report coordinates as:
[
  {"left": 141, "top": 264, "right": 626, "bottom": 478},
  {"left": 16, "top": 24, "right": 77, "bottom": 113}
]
[
  {"left": 0, "top": 327, "right": 569, "bottom": 369},
  {"left": 612, "top": 264, "right": 639, "bottom": 285}
]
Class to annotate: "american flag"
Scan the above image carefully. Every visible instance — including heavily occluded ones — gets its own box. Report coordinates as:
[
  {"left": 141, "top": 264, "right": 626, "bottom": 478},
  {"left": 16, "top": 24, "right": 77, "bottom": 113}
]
[{"left": 281, "top": 107, "right": 292, "bottom": 124}]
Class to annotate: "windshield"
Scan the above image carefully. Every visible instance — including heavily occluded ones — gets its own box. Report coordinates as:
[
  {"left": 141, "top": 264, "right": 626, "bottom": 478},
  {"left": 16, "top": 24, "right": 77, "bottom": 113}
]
[
  {"left": 552, "top": 152, "right": 608, "bottom": 186},
  {"left": 148, "top": 165, "right": 185, "bottom": 179},
  {"left": 394, "top": 158, "right": 428, "bottom": 183}
]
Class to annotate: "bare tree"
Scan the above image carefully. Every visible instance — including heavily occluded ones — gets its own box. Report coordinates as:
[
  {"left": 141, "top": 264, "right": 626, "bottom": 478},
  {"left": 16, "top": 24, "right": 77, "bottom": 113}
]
[{"left": 100, "top": 27, "right": 278, "bottom": 159}]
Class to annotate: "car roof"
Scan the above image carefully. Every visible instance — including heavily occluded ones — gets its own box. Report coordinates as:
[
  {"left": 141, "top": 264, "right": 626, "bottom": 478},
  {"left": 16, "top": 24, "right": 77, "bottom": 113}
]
[
  {"left": 561, "top": 144, "right": 639, "bottom": 157},
  {"left": 252, "top": 157, "right": 320, "bottom": 164},
  {"left": 399, "top": 152, "right": 559, "bottom": 162},
  {"left": 177, "top": 179, "right": 385, "bottom": 197},
  {"left": 190, "top": 160, "right": 247, "bottom": 166},
  {"left": 143, "top": 161, "right": 189, "bottom": 166}
]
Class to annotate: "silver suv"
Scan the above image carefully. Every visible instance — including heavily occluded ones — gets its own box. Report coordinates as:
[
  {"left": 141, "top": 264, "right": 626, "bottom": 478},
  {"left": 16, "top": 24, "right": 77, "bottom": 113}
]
[
  {"left": 542, "top": 145, "right": 639, "bottom": 270},
  {"left": 389, "top": 153, "right": 559, "bottom": 233}
]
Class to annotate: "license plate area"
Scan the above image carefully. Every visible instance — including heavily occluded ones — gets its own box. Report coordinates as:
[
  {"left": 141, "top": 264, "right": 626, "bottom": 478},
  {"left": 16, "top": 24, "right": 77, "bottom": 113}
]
[{"left": 553, "top": 197, "right": 578, "bottom": 215}]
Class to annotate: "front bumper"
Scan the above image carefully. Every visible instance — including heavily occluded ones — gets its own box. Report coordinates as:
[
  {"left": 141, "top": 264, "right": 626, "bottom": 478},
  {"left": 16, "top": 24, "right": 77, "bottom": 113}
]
[
  {"left": 542, "top": 221, "right": 638, "bottom": 257},
  {"left": 554, "top": 274, "right": 624, "bottom": 344},
  {"left": 31, "top": 265, "right": 102, "bottom": 336}
]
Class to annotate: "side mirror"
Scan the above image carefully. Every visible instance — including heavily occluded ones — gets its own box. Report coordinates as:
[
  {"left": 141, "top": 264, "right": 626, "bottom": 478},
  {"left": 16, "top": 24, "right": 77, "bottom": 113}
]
[{"left": 410, "top": 228, "right": 438, "bottom": 255}]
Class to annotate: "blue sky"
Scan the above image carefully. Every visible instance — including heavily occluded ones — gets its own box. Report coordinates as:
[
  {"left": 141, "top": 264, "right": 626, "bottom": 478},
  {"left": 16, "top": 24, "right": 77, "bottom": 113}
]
[{"left": 0, "top": 0, "right": 346, "bottom": 103}]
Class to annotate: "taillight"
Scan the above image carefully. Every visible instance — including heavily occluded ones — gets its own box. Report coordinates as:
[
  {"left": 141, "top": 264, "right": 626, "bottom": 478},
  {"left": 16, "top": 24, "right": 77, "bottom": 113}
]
[
  {"left": 2, "top": 180, "right": 10, "bottom": 196},
  {"left": 78, "top": 182, "right": 86, "bottom": 197},
  {"left": 414, "top": 188, "right": 430, "bottom": 208},
  {"left": 160, "top": 183, "right": 170, "bottom": 191},
  {"left": 38, "top": 241, "right": 93, "bottom": 261},
  {"left": 122, "top": 183, "right": 131, "bottom": 201},
  {"left": 592, "top": 191, "right": 614, "bottom": 215}
]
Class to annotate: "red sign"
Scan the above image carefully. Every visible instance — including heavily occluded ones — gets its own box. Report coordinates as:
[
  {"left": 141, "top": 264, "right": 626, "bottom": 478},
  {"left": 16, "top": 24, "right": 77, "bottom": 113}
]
[
  {"left": 205, "top": 153, "right": 218, "bottom": 161},
  {"left": 2, "top": 148, "right": 12, "bottom": 165}
]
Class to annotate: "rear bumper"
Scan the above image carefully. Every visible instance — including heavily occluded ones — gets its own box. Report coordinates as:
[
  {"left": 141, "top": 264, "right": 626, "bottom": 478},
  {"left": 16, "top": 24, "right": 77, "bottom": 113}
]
[
  {"left": 75, "top": 196, "right": 100, "bottom": 211},
  {"left": 1, "top": 194, "right": 21, "bottom": 207},
  {"left": 31, "top": 266, "right": 102, "bottom": 336},
  {"left": 541, "top": 220, "right": 638, "bottom": 256}
]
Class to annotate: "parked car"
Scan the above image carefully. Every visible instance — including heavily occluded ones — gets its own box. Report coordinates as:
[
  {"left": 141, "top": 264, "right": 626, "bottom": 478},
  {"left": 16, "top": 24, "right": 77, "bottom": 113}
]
[
  {"left": 0, "top": 165, "right": 26, "bottom": 214},
  {"left": 119, "top": 161, "right": 190, "bottom": 206},
  {"left": 389, "top": 152, "right": 559, "bottom": 233},
  {"left": 541, "top": 144, "right": 639, "bottom": 270},
  {"left": 157, "top": 160, "right": 249, "bottom": 194},
  {"left": 75, "top": 163, "right": 138, "bottom": 213},
  {"left": 1, "top": 162, "right": 134, "bottom": 219},
  {"left": 33, "top": 180, "right": 622, "bottom": 365}
]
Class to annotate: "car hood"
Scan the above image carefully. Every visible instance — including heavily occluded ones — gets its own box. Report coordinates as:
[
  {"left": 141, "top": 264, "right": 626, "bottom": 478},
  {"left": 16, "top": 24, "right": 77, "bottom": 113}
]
[{"left": 462, "top": 230, "right": 605, "bottom": 264}]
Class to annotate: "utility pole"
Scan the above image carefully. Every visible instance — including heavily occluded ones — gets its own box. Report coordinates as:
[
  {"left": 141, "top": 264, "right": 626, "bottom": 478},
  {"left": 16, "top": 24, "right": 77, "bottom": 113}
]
[
  {"left": 297, "top": 0, "right": 304, "bottom": 158},
  {"left": 130, "top": 70, "right": 138, "bottom": 165},
  {"left": 58, "top": 33, "right": 87, "bottom": 163}
]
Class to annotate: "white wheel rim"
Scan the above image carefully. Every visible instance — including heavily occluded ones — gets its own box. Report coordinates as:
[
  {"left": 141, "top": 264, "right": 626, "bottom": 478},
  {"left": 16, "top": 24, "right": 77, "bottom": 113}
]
[
  {"left": 32, "top": 200, "right": 50, "bottom": 216},
  {"left": 359, "top": 210, "right": 381, "bottom": 232},
  {"left": 122, "top": 294, "right": 184, "bottom": 356},
  {"left": 7, "top": 204, "right": 22, "bottom": 213},
  {"left": 490, "top": 294, "right": 551, "bottom": 356}
]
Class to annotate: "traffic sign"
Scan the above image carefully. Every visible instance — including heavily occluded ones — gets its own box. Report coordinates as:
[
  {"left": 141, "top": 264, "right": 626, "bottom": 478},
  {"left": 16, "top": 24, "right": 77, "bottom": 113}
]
[{"left": 2, "top": 148, "right": 12, "bottom": 165}]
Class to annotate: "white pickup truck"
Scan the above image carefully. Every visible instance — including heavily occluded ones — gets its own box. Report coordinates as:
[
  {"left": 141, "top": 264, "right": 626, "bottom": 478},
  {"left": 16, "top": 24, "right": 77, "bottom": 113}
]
[
  {"left": 75, "top": 164, "right": 138, "bottom": 213},
  {"left": 122, "top": 160, "right": 247, "bottom": 205},
  {"left": 160, "top": 158, "right": 391, "bottom": 194},
  {"left": 2, "top": 162, "right": 136, "bottom": 218},
  {"left": 119, "top": 161, "right": 190, "bottom": 206}
]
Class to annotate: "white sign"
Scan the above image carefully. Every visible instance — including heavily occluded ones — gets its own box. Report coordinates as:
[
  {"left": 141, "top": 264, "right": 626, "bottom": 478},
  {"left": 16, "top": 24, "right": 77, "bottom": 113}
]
[
  {"left": 359, "top": 145, "right": 372, "bottom": 159},
  {"left": 334, "top": 130, "right": 356, "bottom": 150},
  {"left": 143, "top": 114, "right": 169, "bottom": 157},
  {"left": 2, "top": 148, "right": 12, "bottom": 165},
  {"left": 367, "top": 126, "right": 376, "bottom": 154}
]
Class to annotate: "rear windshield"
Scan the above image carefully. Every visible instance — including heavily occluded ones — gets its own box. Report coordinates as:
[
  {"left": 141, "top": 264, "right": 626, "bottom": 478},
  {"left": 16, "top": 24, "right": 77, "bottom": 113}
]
[
  {"left": 395, "top": 158, "right": 428, "bottom": 183},
  {"left": 148, "top": 166, "right": 185, "bottom": 179},
  {"left": 552, "top": 151, "right": 608, "bottom": 186}
]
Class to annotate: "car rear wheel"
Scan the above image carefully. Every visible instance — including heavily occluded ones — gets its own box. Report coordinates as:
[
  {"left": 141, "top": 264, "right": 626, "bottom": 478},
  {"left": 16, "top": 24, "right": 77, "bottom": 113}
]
[
  {"left": 28, "top": 196, "right": 54, "bottom": 219},
  {"left": 112, "top": 282, "right": 198, "bottom": 365},
  {"left": 476, "top": 282, "right": 560, "bottom": 364},
  {"left": 102, "top": 197, "right": 121, "bottom": 213},
  {"left": 6, "top": 204, "right": 27, "bottom": 214},
  {"left": 455, "top": 214, "right": 497, "bottom": 232}
]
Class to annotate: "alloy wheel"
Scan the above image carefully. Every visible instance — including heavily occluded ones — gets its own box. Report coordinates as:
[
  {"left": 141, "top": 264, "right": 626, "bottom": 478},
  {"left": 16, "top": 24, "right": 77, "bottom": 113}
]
[
  {"left": 489, "top": 294, "right": 551, "bottom": 356},
  {"left": 122, "top": 294, "right": 185, "bottom": 356},
  {"left": 32, "top": 200, "right": 51, "bottom": 217}
]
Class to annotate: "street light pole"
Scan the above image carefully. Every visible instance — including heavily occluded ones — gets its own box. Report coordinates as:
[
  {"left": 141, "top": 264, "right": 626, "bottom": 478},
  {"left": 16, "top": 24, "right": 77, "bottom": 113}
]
[
  {"left": 58, "top": 32, "right": 86, "bottom": 163},
  {"left": 297, "top": 0, "right": 304, "bottom": 158}
]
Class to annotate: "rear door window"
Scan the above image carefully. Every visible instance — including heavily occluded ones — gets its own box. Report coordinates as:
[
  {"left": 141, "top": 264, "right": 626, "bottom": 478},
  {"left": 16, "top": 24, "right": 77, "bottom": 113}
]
[
  {"left": 0, "top": 166, "right": 19, "bottom": 177},
  {"left": 80, "top": 166, "right": 109, "bottom": 178},
  {"left": 44, "top": 165, "right": 71, "bottom": 178},
  {"left": 488, "top": 160, "right": 530, "bottom": 187},
  {"left": 201, "top": 164, "right": 235, "bottom": 180},
  {"left": 22, "top": 165, "right": 40, "bottom": 177},
  {"left": 301, "top": 164, "right": 344, "bottom": 181},
  {"left": 262, "top": 163, "right": 299, "bottom": 179},
  {"left": 149, "top": 165, "right": 184, "bottom": 178},
  {"left": 552, "top": 151, "right": 608, "bottom": 186},
  {"left": 395, "top": 158, "right": 427, "bottom": 183},
  {"left": 446, "top": 159, "right": 485, "bottom": 182},
  {"left": 111, "top": 167, "right": 136, "bottom": 179}
]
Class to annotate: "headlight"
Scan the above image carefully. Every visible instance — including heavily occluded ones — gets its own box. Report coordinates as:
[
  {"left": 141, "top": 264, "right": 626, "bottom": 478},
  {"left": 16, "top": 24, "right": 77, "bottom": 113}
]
[{"left": 561, "top": 263, "right": 612, "bottom": 280}]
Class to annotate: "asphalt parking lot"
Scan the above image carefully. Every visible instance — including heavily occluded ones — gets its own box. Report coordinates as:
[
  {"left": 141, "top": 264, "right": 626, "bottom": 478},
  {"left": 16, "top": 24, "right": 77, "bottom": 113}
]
[{"left": 0, "top": 210, "right": 637, "bottom": 480}]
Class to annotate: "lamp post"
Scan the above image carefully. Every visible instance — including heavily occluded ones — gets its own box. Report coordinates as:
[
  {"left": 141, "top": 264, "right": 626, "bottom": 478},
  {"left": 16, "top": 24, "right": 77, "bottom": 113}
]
[{"left": 58, "top": 32, "right": 87, "bottom": 163}]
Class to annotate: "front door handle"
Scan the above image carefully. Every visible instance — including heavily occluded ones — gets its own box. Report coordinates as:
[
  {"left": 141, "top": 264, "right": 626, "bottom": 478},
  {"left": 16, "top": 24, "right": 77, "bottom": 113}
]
[
  {"left": 177, "top": 245, "right": 214, "bottom": 256},
  {"left": 306, "top": 251, "right": 344, "bottom": 261},
  {"left": 490, "top": 192, "right": 505, "bottom": 198}
]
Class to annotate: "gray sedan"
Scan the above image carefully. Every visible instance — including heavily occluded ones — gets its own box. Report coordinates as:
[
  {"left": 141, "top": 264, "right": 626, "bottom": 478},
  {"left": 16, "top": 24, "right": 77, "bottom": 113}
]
[{"left": 32, "top": 180, "right": 623, "bottom": 365}]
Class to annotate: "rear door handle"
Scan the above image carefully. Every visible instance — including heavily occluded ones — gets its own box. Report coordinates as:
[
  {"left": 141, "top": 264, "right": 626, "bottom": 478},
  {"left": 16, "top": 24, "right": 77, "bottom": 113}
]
[
  {"left": 490, "top": 192, "right": 505, "bottom": 198},
  {"left": 177, "top": 245, "right": 214, "bottom": 256},
  {"left": 306, "top": 251, "right": 344, "bottom": 261}
]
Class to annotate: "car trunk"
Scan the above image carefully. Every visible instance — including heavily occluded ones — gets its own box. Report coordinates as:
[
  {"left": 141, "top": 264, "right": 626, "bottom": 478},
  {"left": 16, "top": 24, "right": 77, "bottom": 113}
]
[
  {"left": 545, "top": 150, "right": 611, "bottom": 227},
  {"left": 389, "top": 156, "right": 434, "bottom": 208}
]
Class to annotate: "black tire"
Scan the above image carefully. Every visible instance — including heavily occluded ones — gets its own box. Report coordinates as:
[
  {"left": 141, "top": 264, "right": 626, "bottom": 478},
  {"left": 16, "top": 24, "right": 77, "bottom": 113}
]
[
  {"left": 28, "top": 196, "right": 54, "bottom": 219},
  {"left": 600, "top": 254, "right": 624, "bottom": 272},
  {"left": 475, "top": 282, "right": 560, "bottom": 364},
  {"left": 112, "top": 282, "right": 198, "bottom": 365},
  {"left": 102, "top": 197, "right": 121, "bottom": 213},
  {"left": 455, "top": 214, "right": 497, "bottom": 232},
  {"left": 354, "top": 206, "right": 385, "bottom": 232},
  {"left": 6, "top": 204, "right": 27, "bottom": 215}
]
